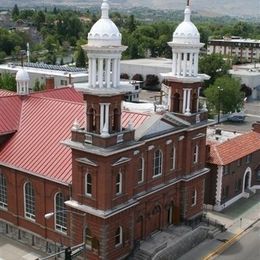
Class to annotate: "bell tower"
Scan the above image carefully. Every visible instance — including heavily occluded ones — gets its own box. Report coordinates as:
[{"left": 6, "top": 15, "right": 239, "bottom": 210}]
[
  {"left": 79, "top": 0, "right": 135, "bottom": 147},
  {"left": 161, "top": 2, "right": 209, "bottom": 122}
]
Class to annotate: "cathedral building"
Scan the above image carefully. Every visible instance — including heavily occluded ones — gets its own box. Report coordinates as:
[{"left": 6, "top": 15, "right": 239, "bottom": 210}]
[{"left": 0, "top": 1, "right": 210, "bottom": 259}]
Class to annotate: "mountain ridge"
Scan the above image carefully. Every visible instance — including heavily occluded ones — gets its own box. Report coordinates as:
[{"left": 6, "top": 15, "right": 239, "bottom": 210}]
[{"left": 1, "top": 0, "right": 259, "bottom": 17}]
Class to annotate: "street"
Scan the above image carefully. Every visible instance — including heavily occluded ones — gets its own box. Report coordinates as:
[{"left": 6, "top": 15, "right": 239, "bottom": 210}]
[{"left": 216, "top": 221, "right": 260, "bottom": 260}]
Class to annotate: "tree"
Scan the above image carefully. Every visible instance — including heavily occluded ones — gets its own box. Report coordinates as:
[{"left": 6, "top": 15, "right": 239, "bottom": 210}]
[
  {"left": 199, "top": 54, "right": 231, "bottom": 87},
  {"left": 75, "top": 46, "right": 86, "bottom": 68},
  {"left": 0, "top": 73, "right": 16, "bottom": 92},
  {"left": 204, "top": 76, "right": 244, "bottom": 115},
  {"left": 12, "top": 4, "right": 19, "bottom": 19}
]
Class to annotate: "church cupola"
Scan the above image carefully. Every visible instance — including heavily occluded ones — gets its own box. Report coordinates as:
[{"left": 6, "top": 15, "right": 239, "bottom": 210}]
[
  {"left": 75, "top": 0, "right": 135, "bottom": 147},
  {"left": 16, "top": 68, "right": 30, "bottom": 95},
  {"left": 161, "top": 1, "right": 210, "bottom": 119},
  {"left": 84, "top": 0, "right": 128, "bottom": 90}
]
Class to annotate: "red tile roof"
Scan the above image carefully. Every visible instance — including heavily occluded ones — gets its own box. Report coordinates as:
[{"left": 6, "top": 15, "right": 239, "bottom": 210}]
[
  {"left": 208, "top": 131, "right": 260, "bottom": 165},
  {"left": 0, "top": 88, "right": 151, "bottom": 184},
  {"left": 0, "top": 96, "right": 22, "bottom": 134}
]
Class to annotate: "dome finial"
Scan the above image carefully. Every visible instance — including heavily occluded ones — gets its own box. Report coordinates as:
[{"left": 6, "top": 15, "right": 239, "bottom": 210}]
[
  {"left": 101, "top": 0, "right": 109, "bottom": 19},
  {"left": 184, "top": 2, "right": 191, "bottom": 22}
]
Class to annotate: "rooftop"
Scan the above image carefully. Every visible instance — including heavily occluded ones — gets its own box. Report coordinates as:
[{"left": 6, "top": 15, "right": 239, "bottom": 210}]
[
  {"left": 0, "top": 88, "right": 151, "bottom": 184},
  {"left": 207, "top": 129, "right": 260, "bottom": 165},
  {"left": 0, "top": 63, "right": 88, "bottom": 78}
]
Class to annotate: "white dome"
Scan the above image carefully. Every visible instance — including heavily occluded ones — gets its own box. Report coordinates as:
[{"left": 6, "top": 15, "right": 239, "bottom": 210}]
[
  {"left": 88, "top": 0, "right": 121, "bottom": 47},
  {"left": 16, "top": 69, "right": 30, "bottom": 81},
  {"left": 172, "top": 6, "right": 200, "bottom": 44}
]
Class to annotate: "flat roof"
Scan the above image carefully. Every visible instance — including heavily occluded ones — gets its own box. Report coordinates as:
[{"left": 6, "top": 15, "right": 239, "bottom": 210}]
[
  {"left": 120, "top": 58, "right": 172, "bottom": 69},
  {"left": 229, "top": 63, "right": 260, "bottom": 76},
  {"left": 0, "top": 64, "right": 88, "bottom": 78},
  {"left": 209, "top": 38, "right": 260, "bottom": 44}
]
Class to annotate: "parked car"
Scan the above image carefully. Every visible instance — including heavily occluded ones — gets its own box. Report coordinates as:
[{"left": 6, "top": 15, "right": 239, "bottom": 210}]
[{"left": 227, "top": 112, "right": 246, "bottom": 122}]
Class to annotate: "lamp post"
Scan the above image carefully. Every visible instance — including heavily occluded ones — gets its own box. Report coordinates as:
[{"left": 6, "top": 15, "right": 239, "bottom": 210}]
[
  {"left": 217, "top": 86, "right": 223, "bottom": 124},
  {"left": 45, "top": 210, "right": 86, "bottom": 259}
]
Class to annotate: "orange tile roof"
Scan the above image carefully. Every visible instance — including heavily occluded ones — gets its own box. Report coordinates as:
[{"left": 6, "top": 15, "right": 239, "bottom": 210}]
[{"left": 208, "top": 131, "right": 260, "bottom": 165}]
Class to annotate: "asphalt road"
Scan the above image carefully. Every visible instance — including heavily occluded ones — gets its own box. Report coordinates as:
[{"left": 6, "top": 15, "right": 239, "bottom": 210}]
[{"left": 216, "top": 221, "right": 260, "bottom": 260}]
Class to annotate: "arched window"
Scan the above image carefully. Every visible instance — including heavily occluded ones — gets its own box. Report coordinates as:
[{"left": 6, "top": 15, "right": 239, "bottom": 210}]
[
  {"left": 116, "top": 171, "right": 122, "bottom": 195},
  {"left": 154, "top": 149, "right": 163, "bottom": 177},
  {"left": 55, "top": 192, "right": 67, "bottom": 233},
  {"left": 193, "top": 144, "right": 199, "bottom": 164},
  {"left": 24, "top": 182, "right": 35, "bottom": 221},
  {"left": 0, "top": 173, "right": 7, "bottom": 209},
  {"left": 137, "top": 157, "right": 144, "bottom": 183},
  {"left": 115, "top": 226, "right": 123, "bottom": 246},
  {"left": 85, "top": 227, "right": 92, "bottom": 247},
  {"left": 88, "top": 108, "right": 96, "bottom": 132},
  {"left": 191, "top": 189, "right": 197, "bottom": 206},
  {"left": 192, "top": 93, "right": 197, "bottom": 113},
  {"left": 173, "top": 93, "right": 180, "bottom": 113},
  {"left": 170, "top": 145, "right": 176, "bottom": 170},
  {"left": 85, "top": 173, "right": 92, "bottom": 196},
  {"left": 112, "top": 108, "right": 119, "bottom": 132}
]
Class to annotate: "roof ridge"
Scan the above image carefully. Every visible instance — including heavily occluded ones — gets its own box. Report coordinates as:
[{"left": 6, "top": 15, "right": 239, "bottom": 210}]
[
  {"left": 28, "top": 95, "right": 84, "bottom": 105},
  {"left": 30, "top": 86, "right": 72, "bottom": 95}
]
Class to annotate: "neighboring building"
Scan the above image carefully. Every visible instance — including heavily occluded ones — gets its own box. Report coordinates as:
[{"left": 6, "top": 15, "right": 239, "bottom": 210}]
[
  {"left": 205, "top": 125, "right": 260, "bottom": 211},
  {"left": 0, "top": 1, "right": 211, "bottom": 259},
  {"left": 207, "top": 37, "right": 260, "bottom": 63},
  {"left": 120, "top": 58, "right": 172, "bottom": 82},
  {"left": 229, "top": 63, "right": 260, "bottom": 100},
  {"left": 0, "top": 63, "right": 88, "bottom": 90}
]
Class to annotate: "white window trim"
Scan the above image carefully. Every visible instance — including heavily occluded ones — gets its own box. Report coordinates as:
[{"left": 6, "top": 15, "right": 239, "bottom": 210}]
[
  {"left": 153, "top": 149, "right": 163, "bottom": 177},
  {"left": 54, "top": 192, "right": 67, "bottom": 234},
  {"left": 138, "top": 157, "right": 144, "bottom": 184},
  {"left": 116, "top": 171, "right": 122, "bottom": 195},
  {"left": 0, "top": 173, "right": 7, "bottom": 210},
  {"left": 115, "top": 226, "right": 123, "bottom": 247},
  {"left": 85, "top": 173, "right": 92, "bottom": 197},
  {"left": 24, "top": 182, "right": 36, "bottom": 221},
  {"left": 193, "top": 144, "right": 199, "bottom": 164},
  {"left": 191, "top": 189, "right": 197, "bottom": 206},
  {"left": 170, "top": 145, "right": 176, "bottom": 170}
]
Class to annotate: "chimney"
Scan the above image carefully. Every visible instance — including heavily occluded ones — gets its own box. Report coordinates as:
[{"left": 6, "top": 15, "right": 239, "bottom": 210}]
[
  {"left": 45, "top": 76, "right": 55, "bottom": 90},
  {"left": 252, "top": 121, "right": 260, "bottom": 133}
]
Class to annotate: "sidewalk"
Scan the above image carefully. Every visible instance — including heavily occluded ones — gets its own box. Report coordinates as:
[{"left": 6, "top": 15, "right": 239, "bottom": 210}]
[{"left": 180, "top": 191, "right": 260, "bottom": 260}]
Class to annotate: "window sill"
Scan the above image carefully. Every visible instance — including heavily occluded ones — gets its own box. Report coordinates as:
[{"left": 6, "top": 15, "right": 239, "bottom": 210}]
[{"left": 153, "top": 174, "right": 162, "bottom": 179}]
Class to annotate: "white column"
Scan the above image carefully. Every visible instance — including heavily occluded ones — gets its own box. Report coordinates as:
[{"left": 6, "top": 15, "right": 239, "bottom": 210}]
[
  {"left": 189, "top": 53, "right": 193, "bottom": 76},
  {"left": 100, "top": 103, "right": 110, "bottom": 136},
  {"left": 112, "top": 59, "right": 117, "bottom": 87},
  {"left": 185, "top": 89, "right": 192, "bottom": 115},
  {"left": 98, "top": 58, "right": 103, "bottom": 88},
  {"left": 183, "top": 53, "right": 187, "bottom": 76},
  {"left": 88, "top": 58, "right": 92, "bottom": 86},
  {"left": 117, "top": 58, "right": 120, "bottom": 86},
  {"left": 194, "top": 53, "right": 199, "bottom": 76},
  {"left": 106, "top": 58, "right": 111, "bottom": 88},
  {"left": 182, "top": 89, "right": 187, "bottom": 114},
  {"left": 172, "top": 52, "right": 177, "bottom": 75},
  {"left": 100, "top": 104, "right": 104, "bottom": 134},
  {"left": 177, "top": 53, "right": 181, "bottom": 76},
  {"left": 215, "top": 166, "right": 223, "bottom": 211},
  {"left": 92, "top": 58, "right": 96, "bottom": 88}
]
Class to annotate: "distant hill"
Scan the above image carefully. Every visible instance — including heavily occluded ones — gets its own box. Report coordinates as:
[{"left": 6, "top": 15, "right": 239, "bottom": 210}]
[{"left": 1, "top": 0, "right": 259, "bottom": 18}]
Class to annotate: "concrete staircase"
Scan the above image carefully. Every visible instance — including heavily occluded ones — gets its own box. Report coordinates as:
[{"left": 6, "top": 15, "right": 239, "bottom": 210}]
[{"left": 133, "top": 249, "right": 152, "bottom": 260}]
